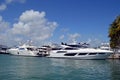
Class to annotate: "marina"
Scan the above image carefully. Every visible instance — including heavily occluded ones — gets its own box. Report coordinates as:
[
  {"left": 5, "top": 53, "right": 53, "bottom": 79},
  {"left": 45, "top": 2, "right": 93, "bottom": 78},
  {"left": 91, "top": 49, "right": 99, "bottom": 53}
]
[
  {"left": 1, "top": 42, "right": 120, "bottom": 59},
  {"left": 0, "top": 42, "right": 114, "bottom": 60},
  {"left": 0, "top": 0, "right": 120, "bottom": 80}
]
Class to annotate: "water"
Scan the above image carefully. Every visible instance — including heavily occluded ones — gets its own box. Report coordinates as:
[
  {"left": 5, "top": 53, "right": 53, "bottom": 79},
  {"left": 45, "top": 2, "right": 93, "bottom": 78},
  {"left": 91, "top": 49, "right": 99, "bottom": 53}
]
[{"left": 0, "top": 54, "right": 120, "bottom": 80}]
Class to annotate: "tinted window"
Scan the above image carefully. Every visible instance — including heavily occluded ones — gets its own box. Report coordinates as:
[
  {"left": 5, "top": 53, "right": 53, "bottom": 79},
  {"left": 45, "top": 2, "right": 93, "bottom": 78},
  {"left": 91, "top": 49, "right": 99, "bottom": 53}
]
[
  {"left": 89, "top": 53, "right": 97, "bottom": 55},
  {"left": 19, "top": 48, "right": 25, "bottom": 50},
  {"left": 52, "top": 48, "right": 61, "bottom": 50},
  {"left": 64, "top": 47, "right": 77, "bottom": 50},
  {"left": 98, "top": 53, "right": 105, "bottom": 55},
  {"left": 64, "top": 48, "right": 74, "bottom": 50},
  {"left": 57, "top": 51, "right": 66, "bottom": 53},
  {"left": 68, "top": 45, "right": 81, "bottom": 48},
  {"left": 1, "top": 48, "right": 7, "bottom": 50},
  {"left": 64, "top": 53, "right": 77, "bottom": 56},
  {"left": 78, "top": 53, "right": 88, "bottom": 55},
  {"left": 27, "top": 48, "right": 34, "bottom": 51}
]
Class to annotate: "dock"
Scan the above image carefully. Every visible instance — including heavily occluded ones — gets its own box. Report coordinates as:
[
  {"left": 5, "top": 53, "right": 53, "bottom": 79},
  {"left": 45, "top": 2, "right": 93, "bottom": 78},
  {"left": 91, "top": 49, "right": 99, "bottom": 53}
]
[{"left": 109, "top": 53, "right": 120, "bottom": 59}]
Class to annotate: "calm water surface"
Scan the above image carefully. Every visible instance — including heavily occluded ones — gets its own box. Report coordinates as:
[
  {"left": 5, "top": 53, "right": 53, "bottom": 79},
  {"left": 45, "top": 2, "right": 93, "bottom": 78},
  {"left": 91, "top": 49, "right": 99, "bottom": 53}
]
[{"left": 0, "top": 54, "right": 120, "bottom": 80}]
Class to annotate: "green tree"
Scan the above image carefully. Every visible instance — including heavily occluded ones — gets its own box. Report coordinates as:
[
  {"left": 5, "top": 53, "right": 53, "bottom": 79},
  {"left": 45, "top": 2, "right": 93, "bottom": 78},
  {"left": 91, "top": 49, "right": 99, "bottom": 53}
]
[{"left": 109, "top": 15, "right": 120, "bottom": 49}]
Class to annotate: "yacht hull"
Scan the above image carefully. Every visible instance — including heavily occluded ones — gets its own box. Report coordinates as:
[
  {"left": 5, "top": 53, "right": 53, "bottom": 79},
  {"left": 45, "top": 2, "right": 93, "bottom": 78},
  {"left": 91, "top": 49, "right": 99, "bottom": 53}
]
[
  {"left": 47, "top": 49, "right": 113, "bottom": 60},
  {"left": 47, "top": 55, "right": 111, "bottom": 60},
  {"left": 7, "top": 49, "right": 40, "bottom": 57}
]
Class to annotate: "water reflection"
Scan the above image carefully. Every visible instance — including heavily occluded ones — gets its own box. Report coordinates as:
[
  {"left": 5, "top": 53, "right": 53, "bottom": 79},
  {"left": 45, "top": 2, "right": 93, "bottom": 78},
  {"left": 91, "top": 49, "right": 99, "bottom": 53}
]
[
  {"left": 50, "top": 58, "right": 109, "bottom": 69},
  {"left": 0, "top": 55, "right": 120, "bottom": 80},
  {"left": 49, "top": 58, "right": 120, "bottom": 80},
  {"left": 108, "top": 60, "right": 120, "bottom": 80}
]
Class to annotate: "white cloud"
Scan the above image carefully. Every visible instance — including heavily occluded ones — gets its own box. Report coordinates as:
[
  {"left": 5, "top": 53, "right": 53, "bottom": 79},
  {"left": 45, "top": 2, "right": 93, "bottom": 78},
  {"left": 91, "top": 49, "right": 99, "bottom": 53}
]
[
  {"left": 19, "top": 10, "right": 46, "bottom": 23},
  {"left": 86, "top": 38, "right": 102, "bottom": 47},
  {"left": 68, "top": 33, "right": 80, "bottom": 43},
  {"left": 61, "top": 28, "right": 69, "bottom": 32},
  {"left": 0, "top": 0, "right": 26, "bottom": 11},
  {"left": 6, "top": 0, "right": 13, "bottom": 4},
  {"left": 12, "top": 10, "right": 57, "bottom": 41},
  {"left": 0, "top": 16, "right": 10, "bottom": 45},
  {"left": 0, "top": 4, "right": 7, "bottom": 11},
  {"left": 6, "top": 0, "right": 26, "bottom": 4},
  {"left": 0, "top": 10, "right": 57, "bottom": 46},
  {"left": 0, "top": 16, "right": 10, "bottom": 33},
  {"left": 60, "top": 35, "right": 65, "bottom": 40}
]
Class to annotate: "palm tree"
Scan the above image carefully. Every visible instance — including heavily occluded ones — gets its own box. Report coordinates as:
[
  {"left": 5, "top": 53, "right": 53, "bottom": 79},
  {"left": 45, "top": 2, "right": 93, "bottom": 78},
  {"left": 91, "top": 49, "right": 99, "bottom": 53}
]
[{"left": 109, "top": 15, "right": 120, "bottom": 49}]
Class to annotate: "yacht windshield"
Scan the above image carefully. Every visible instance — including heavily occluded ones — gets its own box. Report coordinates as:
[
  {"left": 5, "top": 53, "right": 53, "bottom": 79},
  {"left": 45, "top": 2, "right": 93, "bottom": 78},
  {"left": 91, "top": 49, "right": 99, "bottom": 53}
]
[
  {"left": 19, "top": 48, "right": 25, "bottom": 50},
  {"left": 64, "top": 47, "right": 77, "bottom": 50}
]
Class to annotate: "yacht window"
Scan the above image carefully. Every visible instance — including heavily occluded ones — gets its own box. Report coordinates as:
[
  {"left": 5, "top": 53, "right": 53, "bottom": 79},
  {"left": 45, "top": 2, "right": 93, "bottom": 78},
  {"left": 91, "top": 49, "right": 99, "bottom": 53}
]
[
  {"left": 57, "top": 51, "right": 66, "bottom": 53},
  {"left": 64, "top": 47, "right": 76, "bottom": 50},
  {"left": 68, "top": 45, "right": 81, "bottom": 48},
  {"left": 27, "top": 48, "right": 34, "bottom": 51},
  {"left": 52, "top": 48, "right": 61, "bottom": 50},
  {"left": 89, "top": 53, "right": 97, "bottom": 55},
  {"left": 98, "top": 53, "right": 106, "bottom": 55},
  {"left": 78, "top": 53, "right": 88, "bottom": 55},
  {"left": 19, "top": 48, "right": 25, "bottom": 50},
  {"left": 64, "top": 53, "right": 77, "bottom": 56},
  {"left": 1, "top": 48, "right": 7, "bottom": 50},
  {"left": 15, "top": 47, "right": 19, "bottom": 49}
]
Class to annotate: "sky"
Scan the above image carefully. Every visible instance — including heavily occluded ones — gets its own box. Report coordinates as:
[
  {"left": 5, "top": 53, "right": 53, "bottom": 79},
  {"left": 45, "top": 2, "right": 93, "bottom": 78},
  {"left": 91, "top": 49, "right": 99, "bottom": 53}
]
[{"left": 0, "top": 0, "right": 120, "bottom": 47}]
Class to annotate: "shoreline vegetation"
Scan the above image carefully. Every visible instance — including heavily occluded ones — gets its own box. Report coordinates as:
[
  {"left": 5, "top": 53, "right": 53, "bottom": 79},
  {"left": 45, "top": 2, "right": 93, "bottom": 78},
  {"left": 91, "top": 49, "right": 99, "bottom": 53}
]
[{"left": 108, "top": 15, "right": 120, "bottom": 59}]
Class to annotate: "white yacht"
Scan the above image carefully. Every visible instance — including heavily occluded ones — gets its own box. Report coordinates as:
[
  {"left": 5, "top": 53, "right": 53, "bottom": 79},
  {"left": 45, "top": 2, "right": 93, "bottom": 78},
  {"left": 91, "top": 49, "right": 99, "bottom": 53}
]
[
  {"left": 7, "top": 44, "right": 41, "bottom": 56},
  {"left": 47, "top": 43, "right": 113, "bottom": 59}
]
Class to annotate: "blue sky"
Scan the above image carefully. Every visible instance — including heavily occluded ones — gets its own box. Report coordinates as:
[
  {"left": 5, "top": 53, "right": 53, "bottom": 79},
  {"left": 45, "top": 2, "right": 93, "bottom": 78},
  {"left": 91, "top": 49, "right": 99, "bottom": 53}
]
[{"left": 0, "top": 0, "right": 120, "bottom": 46}]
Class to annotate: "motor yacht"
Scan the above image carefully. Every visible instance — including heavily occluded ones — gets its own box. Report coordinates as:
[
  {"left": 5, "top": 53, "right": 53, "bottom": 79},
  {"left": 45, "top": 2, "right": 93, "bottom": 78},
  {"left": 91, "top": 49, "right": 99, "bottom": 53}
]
[
  {"left": 7, "top": 44, "right": 41, "bottom": 56},
  {"left": 47, "top": 43, "right": 113, "bottom": 59}
]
